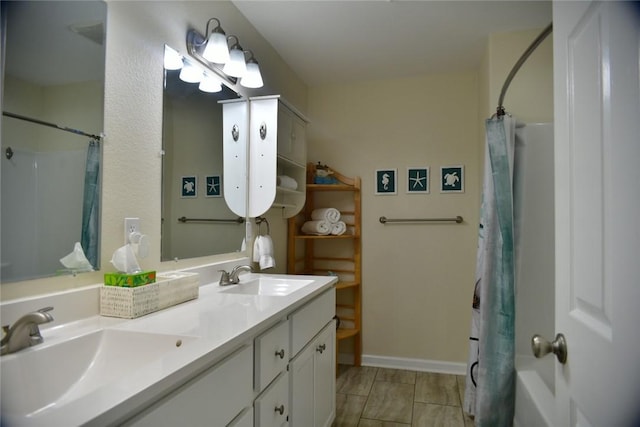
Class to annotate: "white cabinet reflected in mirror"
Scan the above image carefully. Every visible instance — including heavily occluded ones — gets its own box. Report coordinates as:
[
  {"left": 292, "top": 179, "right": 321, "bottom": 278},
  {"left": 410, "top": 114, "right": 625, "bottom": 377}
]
[
  {"left": 1, "top": 1, "right": 106, "bottom": 283},
  {"left": 161, "top": 46, "right": 246, "bottom": 261}
]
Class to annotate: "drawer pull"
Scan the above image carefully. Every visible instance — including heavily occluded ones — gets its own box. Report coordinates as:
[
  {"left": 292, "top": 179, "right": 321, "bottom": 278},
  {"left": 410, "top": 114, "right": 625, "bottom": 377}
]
[
  {"left": 275, "top": 404, "right": 285, "bottom": 415},
  {"left": 316, "top": 343, "right": 326, "bottom": 353},
  {"left": 275, "top": 349, "right": 285, "bottom": 359}
]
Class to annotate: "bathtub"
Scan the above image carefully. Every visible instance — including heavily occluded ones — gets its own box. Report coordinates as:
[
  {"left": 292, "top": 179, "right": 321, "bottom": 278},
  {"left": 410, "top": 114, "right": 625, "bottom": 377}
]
[{"left": 513, "top": 123, "right": 556, "bottom": 427}]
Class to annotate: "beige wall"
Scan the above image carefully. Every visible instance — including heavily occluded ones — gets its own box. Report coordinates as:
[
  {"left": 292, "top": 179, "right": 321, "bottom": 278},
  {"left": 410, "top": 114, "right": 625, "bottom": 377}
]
[
  {"left": 2, "top": 0, "right": 306, "bottom": 300},
  {"left": 484, "top": 28, "right": 554, "bottom": 122},
  {"left": 305, "top": 27, "right": 553, "bottom": 364},
  {"left": 307, "top": 73, "right": 480, "bottom": 363}
]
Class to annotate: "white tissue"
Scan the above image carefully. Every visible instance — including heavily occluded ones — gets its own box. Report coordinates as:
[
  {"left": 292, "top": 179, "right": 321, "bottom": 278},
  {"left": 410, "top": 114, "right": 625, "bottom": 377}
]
[
  {"left": 60, "top": 242, "right": 94, "bottom": 271},
  {"left": 110, "top": 243, "right": 141, "bottom": 274}
]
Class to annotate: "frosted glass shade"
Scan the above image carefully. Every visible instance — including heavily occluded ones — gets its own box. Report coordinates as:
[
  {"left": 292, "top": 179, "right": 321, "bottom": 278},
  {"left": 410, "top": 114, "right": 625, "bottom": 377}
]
[
  {"left": 223, "top": 47, "right": 247, "bottom": 78},
  {"left": 199, "top": 74, "right": 222, "bottom": 93},
  {"left": 202, "top": 32, "right": 230, "bottom": 64},
  {"left": 163, "top": 46, "right": 183, "bottom": 70},
  {"left": 240, "top": 61, "right": 263, "bottom": 88},
  {"left": 179, "top": 61, "right": 202, "bottom": 83}
]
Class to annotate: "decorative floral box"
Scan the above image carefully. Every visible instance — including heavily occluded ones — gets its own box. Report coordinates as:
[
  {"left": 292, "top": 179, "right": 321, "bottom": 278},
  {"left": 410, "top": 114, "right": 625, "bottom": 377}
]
[{"left": 100, "top": 272, "right": 199, "bottom": 319}]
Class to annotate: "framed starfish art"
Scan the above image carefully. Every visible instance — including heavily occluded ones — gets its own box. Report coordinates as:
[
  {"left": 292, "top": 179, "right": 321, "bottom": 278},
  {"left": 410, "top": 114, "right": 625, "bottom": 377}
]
[{"left": 407, "top": 167, "right": 429, "bottom": 194}]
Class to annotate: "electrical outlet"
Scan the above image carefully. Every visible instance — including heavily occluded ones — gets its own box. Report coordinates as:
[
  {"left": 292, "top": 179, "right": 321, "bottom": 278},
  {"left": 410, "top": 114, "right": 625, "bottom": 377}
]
[{"left": 124, "top": 217, "right": 140, "bottom": 245}]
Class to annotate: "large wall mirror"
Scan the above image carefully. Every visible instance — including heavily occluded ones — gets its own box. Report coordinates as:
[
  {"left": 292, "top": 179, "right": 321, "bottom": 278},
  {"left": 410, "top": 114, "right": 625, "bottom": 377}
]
[
  {"left": 161, "top": 46, "right": 246, "bottom": 261},
  {"left": 1, "top": 1, "right": 106, "bottom": 283}
]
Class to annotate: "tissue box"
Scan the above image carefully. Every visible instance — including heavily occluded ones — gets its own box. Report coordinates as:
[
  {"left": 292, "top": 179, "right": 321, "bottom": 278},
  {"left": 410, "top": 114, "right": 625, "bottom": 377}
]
[
  {"left": 100, "top": 272, "right": 199, "bottom": 319},
  {"left": 104, "top": 271, "right": 156, "bottom": 287}
]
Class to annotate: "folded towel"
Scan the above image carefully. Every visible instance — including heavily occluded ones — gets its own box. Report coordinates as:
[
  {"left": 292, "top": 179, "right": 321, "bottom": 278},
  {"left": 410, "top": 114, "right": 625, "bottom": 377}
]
[
  {"left": 277, "top": 175, "right": 298, "bottom": 190},
  {"left": 258, "top": 235, "right": 275, "bottom": 270},
  {"left": 311, "top": 208, "right": 341, "bottom": 223},
  {"left": 301, "top": 220, "right": 331, "bottom": 235},
  {"left": 330, "top": 221, "right": 347, "bottom": 236}
]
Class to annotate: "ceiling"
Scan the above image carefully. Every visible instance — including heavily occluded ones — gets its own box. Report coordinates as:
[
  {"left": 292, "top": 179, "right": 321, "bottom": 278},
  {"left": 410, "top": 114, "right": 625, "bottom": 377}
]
[
  {"left": 4, "top": 1, "right": 106, "bottom": 87},
  {"left": 233, "top": 1, "right": 552, "bottom": 87}
]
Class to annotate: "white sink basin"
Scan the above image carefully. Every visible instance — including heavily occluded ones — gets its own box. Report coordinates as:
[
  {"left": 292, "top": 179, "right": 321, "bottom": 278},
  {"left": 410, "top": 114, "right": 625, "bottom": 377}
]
[
  {"left": 220, "top": 276, "right": 314, "bottom": 296},
  {"left": 1, "top": 329, "right": 195, "bottom": 418}
]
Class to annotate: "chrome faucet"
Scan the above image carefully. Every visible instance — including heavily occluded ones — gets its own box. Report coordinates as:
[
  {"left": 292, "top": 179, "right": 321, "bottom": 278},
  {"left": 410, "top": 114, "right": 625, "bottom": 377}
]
[
  {"left": 219, "top": 265, "right": 253, "bottom": 286},
  {"left": 1, "top": 307, "right": 54, "bottom": 355}
]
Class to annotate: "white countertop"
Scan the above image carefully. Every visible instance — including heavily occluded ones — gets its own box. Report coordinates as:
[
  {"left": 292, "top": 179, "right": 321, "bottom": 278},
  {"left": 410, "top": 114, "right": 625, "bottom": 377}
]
[{"left": 1, "top": 272, "right": 337, "bottom": 427}]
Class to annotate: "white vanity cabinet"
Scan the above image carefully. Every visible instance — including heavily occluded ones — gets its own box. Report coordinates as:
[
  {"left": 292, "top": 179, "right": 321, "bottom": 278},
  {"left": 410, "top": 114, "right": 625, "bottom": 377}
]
[
  {"left": 248, "top": 96, "right": 308, "bottom": 218},
  {"left": 288, "top": 289, "right": 336, "bottom": 427},
  {"left": 123, "top": 344, "right": 253, "bottom": 427},
  {"left": 121, "top": 285, "right": 335, "bottom": 427}
]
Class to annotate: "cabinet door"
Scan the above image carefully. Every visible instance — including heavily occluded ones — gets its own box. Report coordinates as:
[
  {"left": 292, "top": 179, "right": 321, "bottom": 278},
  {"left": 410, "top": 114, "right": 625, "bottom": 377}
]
[
  {"left": 314, "top": 322, "right": 336, "bottom": 427},
  {"left": 248, "top": 97, "right": 278, "bottom": 217},
  {"left": 289, "top": 320, "right": 336, "bottom": 427},
  {"left": 289, "top": 341, "right": 315, "bottom": 427},
  {"left": 222, "top": 100, "right": 249, "bottom": 217},
  {"left": 124, "top": 345, "right": 253, "bottom": 427},
  {"left": 289, "top": 115, "right": 306, "bottom": 166},
  {"left": 277, "top": 104, "right": 306, "bottom": 166}
]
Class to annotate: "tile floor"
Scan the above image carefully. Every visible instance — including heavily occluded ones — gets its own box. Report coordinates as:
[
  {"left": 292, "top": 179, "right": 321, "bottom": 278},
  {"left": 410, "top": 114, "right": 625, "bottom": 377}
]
[{"left": 333, "top": 365, "right": 475, "bottom": 427}]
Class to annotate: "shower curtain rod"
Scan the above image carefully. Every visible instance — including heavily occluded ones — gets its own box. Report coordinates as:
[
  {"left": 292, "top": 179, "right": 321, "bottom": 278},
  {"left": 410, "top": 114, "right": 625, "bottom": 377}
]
[
  {"left": 3, "top": 111, "right": 102, "bottom": 140},
  {"left": 496, "top": 22, "right": 553, "bottom": 118}
]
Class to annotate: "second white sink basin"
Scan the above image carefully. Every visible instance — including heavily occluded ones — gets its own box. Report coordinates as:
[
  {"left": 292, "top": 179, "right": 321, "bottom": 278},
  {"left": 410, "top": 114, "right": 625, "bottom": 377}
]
[
  {"left": 1, "top": 329, "right": 195, "bottom": 419},
  {"left": 220, "top": 276, "right": 314, "bottom": 296}
]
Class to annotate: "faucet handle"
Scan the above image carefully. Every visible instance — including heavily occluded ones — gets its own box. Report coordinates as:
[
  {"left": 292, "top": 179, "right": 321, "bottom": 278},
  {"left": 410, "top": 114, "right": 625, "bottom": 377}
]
[
  {"left": 218, "top": 270, "right": 231, "bottom": 286},
  {"left": 38, "top": 307, "right": 54, "bottom": 313}
]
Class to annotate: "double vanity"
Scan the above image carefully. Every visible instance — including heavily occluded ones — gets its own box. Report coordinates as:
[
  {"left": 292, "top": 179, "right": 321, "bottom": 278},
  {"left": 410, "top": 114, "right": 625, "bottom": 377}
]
[{"left": 1, "top": 271, "right": 337, "bottom": 427}]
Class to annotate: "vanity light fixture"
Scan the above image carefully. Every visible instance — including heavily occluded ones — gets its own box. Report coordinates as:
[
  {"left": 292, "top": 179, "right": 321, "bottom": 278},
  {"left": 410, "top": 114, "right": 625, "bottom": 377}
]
[
  {"left": 222, "top": 35, "right": 247, "bottom": 78},
  {"left": 164, "top": 46, "right": 183, "bottom": 70},
  {"left": 179, "top": 58, "right": 202, "bottom": 83},
  {"left": 201, "top": 18, "right": 230, "bottom": 64},
  {"left": 186, "top": 18, "right": 264, "bottom": 89},
  {"left": 199, "top": 72, "right": 223, "bottom": 93},
  {"left": 240, "top": 50, "right": 264, "bottom": 89}
]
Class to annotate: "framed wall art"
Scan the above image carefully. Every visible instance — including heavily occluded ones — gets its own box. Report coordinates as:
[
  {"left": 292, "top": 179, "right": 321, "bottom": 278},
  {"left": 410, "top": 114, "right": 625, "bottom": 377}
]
[
  {"left": 440, "top": 165, "right": 464, "bottom": 193},
  {"left": 407, "top": 167, "right": 429, "bottom": 194},
  {"left": 181, "top": 176, "right": 197, "bottom": 198},
  {"left": 375, "top": 168, "right": 397, "bottom": 195}
]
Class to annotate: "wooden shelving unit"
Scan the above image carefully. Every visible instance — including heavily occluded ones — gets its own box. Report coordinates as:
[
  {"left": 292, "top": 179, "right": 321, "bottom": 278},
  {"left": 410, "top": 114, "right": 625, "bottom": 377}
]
[{"left": 287, "top": 163, "right": 362, "bottom": 366}]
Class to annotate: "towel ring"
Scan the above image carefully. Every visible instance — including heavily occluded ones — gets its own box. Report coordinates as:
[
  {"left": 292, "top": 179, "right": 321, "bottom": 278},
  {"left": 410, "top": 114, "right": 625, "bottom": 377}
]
[{"left": 256, "top": 216, "right": 270, "bottom": 235}]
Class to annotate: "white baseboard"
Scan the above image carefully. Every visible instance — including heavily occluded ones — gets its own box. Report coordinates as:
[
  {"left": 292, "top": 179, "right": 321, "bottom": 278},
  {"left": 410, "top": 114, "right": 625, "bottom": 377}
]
[{"left": 338, "top": 353, "right": 467, "bottom": 376}]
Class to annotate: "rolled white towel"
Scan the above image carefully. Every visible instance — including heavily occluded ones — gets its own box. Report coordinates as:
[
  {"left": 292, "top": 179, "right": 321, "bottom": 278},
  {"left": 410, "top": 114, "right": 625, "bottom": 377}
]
[
  {"left": 311, "top": 208, "right": 341, "bottom": 223},
  {"left": 301, "top": 220, "right": 331, "bottom": 235},
  {"left": 330, "top": 221, "right": 347, "bottom": 236},
  {"left": 277, "top": 175, "right": 298, "bottom": 190}
]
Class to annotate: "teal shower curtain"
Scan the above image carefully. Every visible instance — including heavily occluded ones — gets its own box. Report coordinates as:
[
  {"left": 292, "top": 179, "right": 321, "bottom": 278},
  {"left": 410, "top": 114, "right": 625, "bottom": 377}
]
[
  {"left": 464, "top": 116, "right": 516, "bottom": 426},
  {"left": 81, "top": 139, "right": 100, "bottom": 269}
]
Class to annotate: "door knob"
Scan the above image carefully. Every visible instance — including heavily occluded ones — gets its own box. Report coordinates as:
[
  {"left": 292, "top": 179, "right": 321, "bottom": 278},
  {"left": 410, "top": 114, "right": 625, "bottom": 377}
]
[{"left": 531, "top": 333, "right": 568, "bottom": 364}]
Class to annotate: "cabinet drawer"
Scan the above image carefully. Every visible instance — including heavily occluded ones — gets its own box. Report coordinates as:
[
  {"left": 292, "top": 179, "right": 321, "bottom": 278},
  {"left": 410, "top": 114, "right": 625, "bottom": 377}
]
[
  {"left": 125, "top": 345, "right": 253, "bottom": 427},
  {"left": 289, "top": 289, "right": 335, "bottom": 356},
  {"left": 255, "top": 372, "right": 289, "bottom": 427},
  {"left": 255, "top": 319, "right": 290, "bottom": 392}
]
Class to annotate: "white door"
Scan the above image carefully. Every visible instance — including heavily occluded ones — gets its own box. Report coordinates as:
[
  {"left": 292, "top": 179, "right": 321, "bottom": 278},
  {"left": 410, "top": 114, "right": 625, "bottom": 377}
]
[{"left": 553, "top": 1, "right": 640, "bottom": 425}]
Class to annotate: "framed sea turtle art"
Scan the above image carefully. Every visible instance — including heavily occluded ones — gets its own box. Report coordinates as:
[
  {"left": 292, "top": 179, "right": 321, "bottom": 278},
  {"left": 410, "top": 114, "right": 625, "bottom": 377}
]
[{"left": 440, "top": 166, "right": 464, "bottom": 193}]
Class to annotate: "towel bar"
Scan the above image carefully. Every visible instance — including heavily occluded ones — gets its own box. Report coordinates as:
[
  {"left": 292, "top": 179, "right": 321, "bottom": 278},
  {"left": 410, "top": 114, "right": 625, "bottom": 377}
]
[
  {"left": 379, "top": 216, "right": 463, "bottom": 224},
  {"left": 178, "top": 216, "right": 244, "bottom": 224}
]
